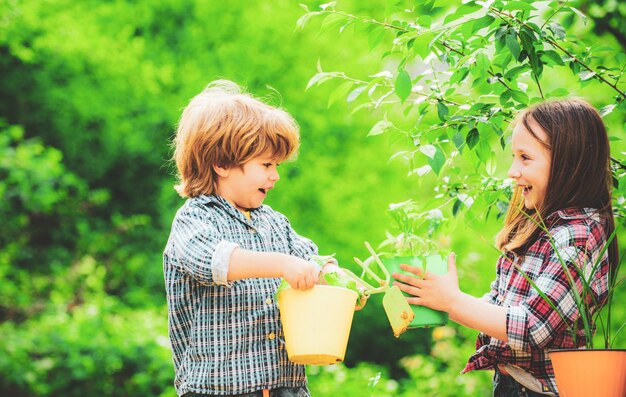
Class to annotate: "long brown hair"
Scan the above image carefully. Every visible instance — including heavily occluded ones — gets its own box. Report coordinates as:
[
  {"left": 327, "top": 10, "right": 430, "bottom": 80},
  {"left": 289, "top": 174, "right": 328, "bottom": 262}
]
[{"left": 496, "top": 98, "right": 618, "bottom": 270}]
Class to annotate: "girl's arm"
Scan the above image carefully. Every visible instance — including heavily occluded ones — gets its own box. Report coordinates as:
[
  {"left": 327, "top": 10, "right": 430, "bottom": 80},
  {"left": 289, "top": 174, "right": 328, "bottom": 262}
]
[{"left": 393, "top": 253, "right": 508, "bottom": 342}]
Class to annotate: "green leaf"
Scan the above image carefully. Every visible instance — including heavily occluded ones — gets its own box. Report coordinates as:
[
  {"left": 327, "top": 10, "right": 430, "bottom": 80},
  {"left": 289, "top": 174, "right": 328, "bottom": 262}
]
[
  {"left": 499, "top": 89, "right": 512, "bottom": 106},
  {"left": 452, "top": 130, "right": 464, "bottom": 150},
  {"left": 519, "top": 27, "right": 536, "bottom": 52},
  {"left": 578, "top": 70, "right": 596, "bottom": 81},
  {"left": 510, "top": 89, "right": 529, "bottom": 105},
  {"left": 548, "top": 22, "right": 566, "bottom": 39},
  {"left": 452, "top": 199, "right": 462, "bottom": 216},
  {"left": 443, "top": 2, "right": 481, "bottom": 25},
  {"left": 368, "top": 118, "right": 394, "bottom": 136},
  {"left": 449, "top": 67, "right": 469, "bottom": 84},
  {"left": 474, "top": 53, "right": 490, "bottom": 76},
  {"left": 569, "top": 7, "right": 587, "bottom": 24},
  {"left": 493, "top": 51, "right": 513, "bottom": 69},
  {"left": 475, "top": 137, "right": 492, "bottom": 163},
  {"left": 323, "top": 271, "right": 356, "bottom": 291},
  {"left": 541, "top": 50, "right": 564, "bottom": 66},
  {"left": 420, "top": 144, "right": 437, "bottom": 159},
  {"left": 495, "top": 25, "right": 507, "bottom": 41},
  {"left": 599, "top": 104, "right": 616, "bottom": 117},
  {"left": 504, "top": 64, "right": 530, "bottom": 80},
  {"left": 421, "top": 145, "right": 445, "bottom": 175},
  {"left": 529, "top": 51, "right": 544, "bottom": 78},
  {"left": 395, "top": 69, "right": 412, "bottom": 103},
  {"left": 306, "top": 71, "right": 340, "bottom": 90},
  {"left": 418, "top": 15, "right": 432, "bottom": 29},
  {"left": 466, "top": 128, "right": 479, "bottom": 149},
  {"left": 368, "top": 28, "right": 386, "bottom": 50},
  {"left": 328, "top": 81, "right": 354, "bottom": 107},
  {"left": 347, "top": 85, "right": 366, "bottom": 103},
  {"left": 320, "top": 13, "right": 346, "bottom": 33},
  {"left": 275, "top": 280, "right": 290, "bottom": 301},
  {"left": 468, "top": 102, "right": 493, "bottom": 113},
  {"left": 477, "top": 121, "right": 493, "bottom": 139},
  {"left": 503, "top": 1, "right": 537, "bottom": 11},
  {"left": 505, "top": 32, "right": 521, "bottom": 59},
  {"left": 472, "top": 14, "right": 495, "bottom": 33},
  {"left": 547, "top": 87, "right": 569, "bottom": 97},
  {"left": 295, "top": 12, "right": 320, "bottom": 31},
  {"left": 437, "top": 102, "right": 449, "bottom": 121}
]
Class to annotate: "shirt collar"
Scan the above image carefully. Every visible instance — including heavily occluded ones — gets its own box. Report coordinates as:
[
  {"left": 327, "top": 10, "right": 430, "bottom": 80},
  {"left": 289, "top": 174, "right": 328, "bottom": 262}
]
[
  {"left": 193, "top": 194, "right": 267, "bottom": 222},
  {"left": 544, "top": 207, "right": 598, "bottom": 223}
]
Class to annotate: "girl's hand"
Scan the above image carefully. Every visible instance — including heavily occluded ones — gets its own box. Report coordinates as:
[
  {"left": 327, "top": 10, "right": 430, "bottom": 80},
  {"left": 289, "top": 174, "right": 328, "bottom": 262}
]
[{"left": 392, "top": 253, "right": 461, "bottom": 313}]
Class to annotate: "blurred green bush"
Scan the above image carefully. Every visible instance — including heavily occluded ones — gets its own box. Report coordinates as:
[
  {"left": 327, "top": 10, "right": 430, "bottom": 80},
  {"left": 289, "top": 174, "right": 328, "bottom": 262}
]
[{"left": 0, "top": 0, "right": 624, "bottom": 395}]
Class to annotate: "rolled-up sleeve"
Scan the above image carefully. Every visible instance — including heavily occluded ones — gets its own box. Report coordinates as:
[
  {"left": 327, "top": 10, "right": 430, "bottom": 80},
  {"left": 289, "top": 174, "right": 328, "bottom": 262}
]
[
  {"left": 169, "top": 206, "right": 239, "bottom": 285},
  {"left": 212, "top": 240, "right": 238, "bottom": 286}
]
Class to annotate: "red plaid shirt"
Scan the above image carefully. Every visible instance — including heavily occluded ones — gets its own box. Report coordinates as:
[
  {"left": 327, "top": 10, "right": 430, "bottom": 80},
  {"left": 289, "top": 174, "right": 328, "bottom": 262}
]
[{"left": 463, "top": 208, "right": 611, "bottom": 395}]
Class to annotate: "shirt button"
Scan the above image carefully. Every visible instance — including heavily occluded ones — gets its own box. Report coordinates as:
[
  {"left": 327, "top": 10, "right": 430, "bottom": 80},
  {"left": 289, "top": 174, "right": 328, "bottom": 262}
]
[
  {"left": 265, "top": 298, "right": 272, "bottom": 305},
  {"left": 268, "top": 332, "right": 276, "bottom": 340}
]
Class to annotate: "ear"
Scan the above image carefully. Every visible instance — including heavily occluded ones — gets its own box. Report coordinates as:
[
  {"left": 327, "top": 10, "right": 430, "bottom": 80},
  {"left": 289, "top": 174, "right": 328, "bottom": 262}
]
[{"left": 213, "top": 164, "right": 230, "bottom": 178}]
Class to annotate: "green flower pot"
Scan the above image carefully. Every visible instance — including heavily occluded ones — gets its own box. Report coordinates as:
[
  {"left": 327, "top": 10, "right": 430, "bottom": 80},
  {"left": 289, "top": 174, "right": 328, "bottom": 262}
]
[{"left": 384, "top": 255, "right": 449, "bottom": 328}]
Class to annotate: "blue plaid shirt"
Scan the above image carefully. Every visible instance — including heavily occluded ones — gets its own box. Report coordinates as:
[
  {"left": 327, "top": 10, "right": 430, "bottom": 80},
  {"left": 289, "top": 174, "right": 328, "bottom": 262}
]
[{"left": 163, "top": 195, "right": 317, "bottom": 396}]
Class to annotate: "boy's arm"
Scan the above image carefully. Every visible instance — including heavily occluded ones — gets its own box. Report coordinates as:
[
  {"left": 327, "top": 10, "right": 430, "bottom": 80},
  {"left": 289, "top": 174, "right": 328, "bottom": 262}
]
[
  {"left": 169, "top": 207, "right": 320, "bottom": 290},
  {"left": 171, "top": 208, "right": 320, "bottom": 289},
  {"left": 227, "top": 248, "right": 320, "bottom": 290}
]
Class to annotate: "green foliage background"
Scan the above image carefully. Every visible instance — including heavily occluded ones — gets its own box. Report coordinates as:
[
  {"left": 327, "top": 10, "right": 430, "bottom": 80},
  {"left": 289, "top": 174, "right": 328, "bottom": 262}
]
[{"left": 0, "top": 0, "right": 624, "bottom": 396}]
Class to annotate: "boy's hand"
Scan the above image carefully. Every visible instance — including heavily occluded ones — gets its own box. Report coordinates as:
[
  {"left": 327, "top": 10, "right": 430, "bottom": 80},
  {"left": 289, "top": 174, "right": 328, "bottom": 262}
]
[{"left": 281, "top": 257, "right": 320, "bottom": 290}]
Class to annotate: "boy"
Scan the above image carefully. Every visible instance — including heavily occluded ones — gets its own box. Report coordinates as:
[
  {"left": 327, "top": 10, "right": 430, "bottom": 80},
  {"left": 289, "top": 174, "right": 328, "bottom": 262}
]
[{"left": 164, "top": 80, "right": 321, "bottom": 397}]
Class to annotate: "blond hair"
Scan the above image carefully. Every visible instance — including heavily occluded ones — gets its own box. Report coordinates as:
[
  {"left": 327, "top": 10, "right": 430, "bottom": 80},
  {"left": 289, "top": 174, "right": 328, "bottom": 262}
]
[{"left": 173, "top": 80, "right": 300, "bottom": 198}]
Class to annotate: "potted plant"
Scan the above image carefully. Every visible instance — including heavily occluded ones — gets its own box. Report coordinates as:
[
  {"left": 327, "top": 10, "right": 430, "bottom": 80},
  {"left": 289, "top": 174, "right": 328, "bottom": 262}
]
[
  {"left": 517, "top": 214, "right": 626, "bottom": 397},
  {"left": 377, "top": 200, "right": 450, "bottom": 329}
]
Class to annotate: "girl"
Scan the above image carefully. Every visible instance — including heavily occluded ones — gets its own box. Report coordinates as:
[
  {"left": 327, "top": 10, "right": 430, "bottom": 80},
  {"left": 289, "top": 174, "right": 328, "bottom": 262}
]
[{"left": 393, "top": 98, "right": 618, "bottom": 396}]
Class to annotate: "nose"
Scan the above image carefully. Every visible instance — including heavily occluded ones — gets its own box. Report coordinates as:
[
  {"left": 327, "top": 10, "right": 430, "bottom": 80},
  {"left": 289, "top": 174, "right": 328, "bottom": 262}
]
[
  {"left": 269, "top": 168, "right": 279, "bottom": 182},
  {"left": 508, "top": 161, "right": 521, "bottom": 180}
]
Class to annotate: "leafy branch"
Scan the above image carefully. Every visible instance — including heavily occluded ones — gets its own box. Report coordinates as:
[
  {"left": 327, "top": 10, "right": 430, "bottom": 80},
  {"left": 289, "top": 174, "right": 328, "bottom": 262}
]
[{"left": 490, "top": 7, "right": 626, "bottom": 100}]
